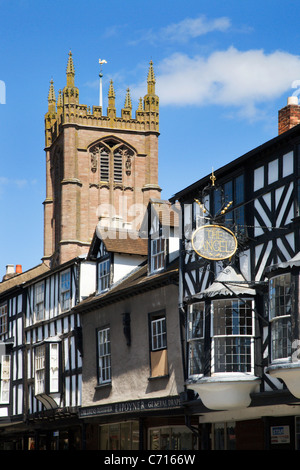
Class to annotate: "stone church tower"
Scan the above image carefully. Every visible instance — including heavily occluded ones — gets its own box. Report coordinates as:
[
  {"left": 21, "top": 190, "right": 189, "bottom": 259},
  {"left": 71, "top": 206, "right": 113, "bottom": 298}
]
[{"left": 43, "top": 52, "right": 161, "bottom": 266}]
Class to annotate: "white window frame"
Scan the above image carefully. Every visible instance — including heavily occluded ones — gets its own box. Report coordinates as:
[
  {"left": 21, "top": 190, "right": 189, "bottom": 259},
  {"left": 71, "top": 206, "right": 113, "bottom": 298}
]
[
  {"left": 151, "top": 237, "right": 165, "bottom": 273},
  {"left": 98, "top": 259, "right": 110, "bottom": 293},
  {"left": 151, "top": 316, "right": 167, "bottom": 351},
  {"left": 35, "top": 345, "right": 46, "bottom": 395},
  {"left": 98, "top": 327, "right": 111, "bottom": 384},
  {"left": 0, "top": 303, "right": 7, "bottom": 335},
  {"left": 60, "top": 269, "right": 71, "bottom": 312},
  {"left": 0, "top": 355, "right": 10, "bottom": 403},
  {"left": 35, "top": 282, "right": 45, "bottom": 322},
  {"left": 49, "top": 343, "right": 59, "bottom": 393},
  {"left": 211, "top": 298, "right": 255, "bottom": 375},
  {"left": 269, "top": 273, "right": 292, "bottom": 362}
]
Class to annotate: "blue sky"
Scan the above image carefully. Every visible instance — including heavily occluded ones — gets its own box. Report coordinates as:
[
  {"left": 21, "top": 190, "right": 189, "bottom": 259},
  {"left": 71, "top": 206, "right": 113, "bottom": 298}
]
[{"left": 1, "top": 0, "right": 300, "bottom": 273}]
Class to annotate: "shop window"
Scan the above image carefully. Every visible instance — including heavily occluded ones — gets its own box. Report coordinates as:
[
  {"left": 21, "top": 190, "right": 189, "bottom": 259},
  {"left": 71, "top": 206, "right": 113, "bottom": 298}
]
[
  {"left": 149, "top": 426, "right": 197, "bottom": 450},
  {"left": 149, "top": 312, "right": 168, "bottom": 378},
  {"left": 212, "top": 422, "right": 236, "bottom": 450},
  {"left": 0, "top": 303, "right": 7, "bottom": 336},
  {"left": 97, "top": 327, "right": 111, "bottom": 384},
  {"left": 97, "top": 260, "right": 110, "bottom": 293},
  {"left": 269, "top": 273, "right": 292, "bottom": 361},
  {"left": 60, "top": 269, "right": 71, "bottom": 312},
  {"left": 34, "top": 281, "right": 45, "bottom": 322},
  {"left": 99, "top": 421, "right": 139, "bottom": 450},
  {"left": 212, "top": 299, "right": 254, "bottom": 374},
  {"left": 187, "top": 302, "right": 205, "bottom": 377}
]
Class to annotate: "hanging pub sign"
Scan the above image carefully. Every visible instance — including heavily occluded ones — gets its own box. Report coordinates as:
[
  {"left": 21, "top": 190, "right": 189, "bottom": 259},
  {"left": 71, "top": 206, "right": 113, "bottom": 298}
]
[{"left": 192, "top": 224, "right": 237, "bottom": 260}]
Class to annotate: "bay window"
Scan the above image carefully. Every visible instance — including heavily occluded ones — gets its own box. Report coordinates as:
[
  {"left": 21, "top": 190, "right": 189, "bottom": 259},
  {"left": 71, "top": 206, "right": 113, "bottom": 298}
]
[
  {"left": 34, "top": 342, "right": 60, "bottom": 396},
  {"left": 187, "top": 302, "right": 205, "bottom": 376},
  {"left": 212, "top": 299, "right": 254, "bottom": 374},
  {"left": 269, "top": 273, "right": 292, "bottom": 361}
]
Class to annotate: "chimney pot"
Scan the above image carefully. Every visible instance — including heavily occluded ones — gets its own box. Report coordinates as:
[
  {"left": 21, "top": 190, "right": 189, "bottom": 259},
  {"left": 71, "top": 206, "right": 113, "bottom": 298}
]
[
  {"left": 16, "top": 265, "right": 22, "bottom": 274},
  {"left": 5, "top": 264, "right": 14, "bottom": 275},
  {"left": 287, "top": 96, "right": 299, "bottom": 105}
]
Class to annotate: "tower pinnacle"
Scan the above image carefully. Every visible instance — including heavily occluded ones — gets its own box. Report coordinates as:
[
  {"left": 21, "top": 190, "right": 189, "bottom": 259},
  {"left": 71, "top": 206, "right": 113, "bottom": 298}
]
[
  {"left": 47, "top": 79, "right": 56, "bottom": 112},
  {"left": 66, "top": 51, "right": 75, "bottom": 87},
  {"left": 147, "top": 60, "right": 156, "bottom": 95}
]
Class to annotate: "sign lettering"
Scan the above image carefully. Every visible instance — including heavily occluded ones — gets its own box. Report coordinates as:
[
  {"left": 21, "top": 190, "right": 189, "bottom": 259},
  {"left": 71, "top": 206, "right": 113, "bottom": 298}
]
[{"left": 192, "top": 224, "right": 237, "bottom": 260}]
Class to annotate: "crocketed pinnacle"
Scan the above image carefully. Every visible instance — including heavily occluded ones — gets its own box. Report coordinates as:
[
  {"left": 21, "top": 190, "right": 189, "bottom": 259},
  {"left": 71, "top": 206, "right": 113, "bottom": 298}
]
[
  {"left": 66, "top": 50, "right": 75, "bottom": 87},
  {"left": 108, "top": 79, "right": 115, "bottom": 99},
  {"left": 57, "top": 89, "right": 63, "bottom": 111},
  {"left": 137, "top": 97, "right": 143, "bottom": 111},
  {"left": 48, "top": 79, "right": 56, "bottom": 102},
  {"left": 147, "top": 60, "right": 156, "bottom": 95},
  {"left": 124, "top": 88, "right": 132, "bottom": 109},
  {"left": 47, "top": 79, "right": 56, "bottom": 112}
]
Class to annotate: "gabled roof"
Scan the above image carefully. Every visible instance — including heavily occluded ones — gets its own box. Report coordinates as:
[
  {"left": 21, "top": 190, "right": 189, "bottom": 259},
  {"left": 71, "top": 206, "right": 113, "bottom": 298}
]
[
  {"left": 74, "top": 259, "right": 178, "bottom": 313},
  {"left": 0, "top": 263, "right": 50, "bottom": 295},
  {"left": 170, "top": 122, "right": 300, "bottom": 203},
  {"left": 88, "top": 228, "right": 148, "bottom": 259}
]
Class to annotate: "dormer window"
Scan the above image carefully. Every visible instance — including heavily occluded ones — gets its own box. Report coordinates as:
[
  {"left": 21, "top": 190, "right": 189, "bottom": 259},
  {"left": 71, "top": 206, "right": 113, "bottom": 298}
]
[
  {"left": 98, "top": 259, "right": 110, "bottom": 293},
  {"left": 151, "top": 237, "right": 165, "bottom": 273}
]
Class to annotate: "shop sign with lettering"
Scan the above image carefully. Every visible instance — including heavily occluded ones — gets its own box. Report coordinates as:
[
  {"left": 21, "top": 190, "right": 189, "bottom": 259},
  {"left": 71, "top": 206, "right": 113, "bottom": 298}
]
[{"left": 192, "top": 224, "right": 237, "bottom": 260}]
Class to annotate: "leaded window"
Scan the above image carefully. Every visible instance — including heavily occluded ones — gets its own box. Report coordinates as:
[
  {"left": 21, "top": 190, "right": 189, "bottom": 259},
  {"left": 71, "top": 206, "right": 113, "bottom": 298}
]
[
  {"left": 269, "top": 273, "right": 292, "bottom": 361},
  {"left": 212, "top": 299, "right": 254, "bottom": 373},
  {"left": 187, "top": 303, "right": 205, "bottom": 376}
]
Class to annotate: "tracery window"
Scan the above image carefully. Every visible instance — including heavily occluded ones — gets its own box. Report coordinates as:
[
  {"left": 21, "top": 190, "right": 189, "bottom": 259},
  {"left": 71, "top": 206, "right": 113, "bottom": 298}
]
[{"left": 91, "top": 139, "right": 134, "bottom": 184}]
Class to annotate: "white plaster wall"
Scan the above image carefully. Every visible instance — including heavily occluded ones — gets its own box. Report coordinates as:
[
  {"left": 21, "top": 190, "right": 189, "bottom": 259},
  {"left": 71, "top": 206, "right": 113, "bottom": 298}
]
[{"left": 113, "top": 254, "right": 146, "bottom": 283}]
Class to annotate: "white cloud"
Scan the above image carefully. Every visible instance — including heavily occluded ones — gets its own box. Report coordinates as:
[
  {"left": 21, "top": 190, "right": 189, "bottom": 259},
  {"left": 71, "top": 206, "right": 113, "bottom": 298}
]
[
  {"left": 161, "top": 15, "right": 231, "bottom": 42},
  {"left": 146, "top": 47, "right": 300, "bottom": 118},
  {"left": 129, "top": 14, "right": 231, "bottom": 46}
]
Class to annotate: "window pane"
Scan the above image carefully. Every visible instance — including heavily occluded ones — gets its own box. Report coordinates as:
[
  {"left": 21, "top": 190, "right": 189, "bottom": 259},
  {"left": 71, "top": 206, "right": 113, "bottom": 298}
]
[
  {"left": 271, "top": 317, "right": 291, "bottom": 360},
  {"left": 151, "top": 317, "right": 166, "bottom": 350},
  {"left": 98, "top": 328, "right": 111, "bottom": 384},
  {"left": 60, "top": 271, "right": 70, "bottom": 312},
  {"left": 212, "top": 299, "right": 254, "bottom": 373}
]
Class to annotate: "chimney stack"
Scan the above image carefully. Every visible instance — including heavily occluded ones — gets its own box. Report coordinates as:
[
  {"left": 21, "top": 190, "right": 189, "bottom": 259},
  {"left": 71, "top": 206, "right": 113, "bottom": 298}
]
[{"left": 278, "top": 96, "right": 300, "bottom": 135}]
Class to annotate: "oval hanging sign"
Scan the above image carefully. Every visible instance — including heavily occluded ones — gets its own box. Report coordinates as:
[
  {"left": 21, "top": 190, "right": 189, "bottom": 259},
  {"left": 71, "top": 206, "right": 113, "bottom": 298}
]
[{"left": 191, "top": 224, "right": 237, "bottom": 260}]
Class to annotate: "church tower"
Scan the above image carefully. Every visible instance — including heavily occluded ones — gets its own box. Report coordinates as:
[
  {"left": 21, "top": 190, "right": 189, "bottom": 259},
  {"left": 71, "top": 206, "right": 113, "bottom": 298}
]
[{"left": 43, "top": 52, "right": 161, "bottom": 267}]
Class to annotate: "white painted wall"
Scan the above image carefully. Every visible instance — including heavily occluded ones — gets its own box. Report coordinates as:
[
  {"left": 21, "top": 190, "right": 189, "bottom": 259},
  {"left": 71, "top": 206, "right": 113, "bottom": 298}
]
[
  {"left": 80, "top": 261, "right": 96, "bottom": 299},
  {"left": 113, "top": 254, "right": 146, "bottom": 283}
]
